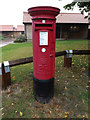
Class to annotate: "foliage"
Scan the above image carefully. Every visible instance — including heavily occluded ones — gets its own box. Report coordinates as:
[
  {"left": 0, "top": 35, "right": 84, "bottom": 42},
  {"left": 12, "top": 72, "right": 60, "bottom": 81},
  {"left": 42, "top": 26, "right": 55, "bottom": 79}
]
[
  {"left": 14, "top": 36, "right": 26, "bottom": 43},
  {"left": 63, "top": 2, "right": 90, "bottom": 19},
  {"left": 0, "top": 35, "right": 4, "bottom": 40}
]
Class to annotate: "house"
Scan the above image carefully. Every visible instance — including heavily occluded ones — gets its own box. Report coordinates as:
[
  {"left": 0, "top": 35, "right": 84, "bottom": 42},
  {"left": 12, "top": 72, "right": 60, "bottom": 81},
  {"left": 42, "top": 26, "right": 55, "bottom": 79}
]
[
  {"left": 23, "top": 12, "right": 89, "bottom": 41},
  {"left": 0, "top": 25, "right": 24, "bottom": 38},
  {"left": 13, "top": 25, "right": 24, "bottom": 38},
  {"left": 23, "top": 12, "right": 32, "bottom": 41},
  {"left": 56, "top": 13, "right": 88, "bottom": 40}
]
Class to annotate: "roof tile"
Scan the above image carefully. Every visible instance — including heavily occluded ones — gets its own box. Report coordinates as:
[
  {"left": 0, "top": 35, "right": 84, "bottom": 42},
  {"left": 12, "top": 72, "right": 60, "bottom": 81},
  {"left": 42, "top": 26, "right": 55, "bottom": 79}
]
[
  {"left": 0, "top": 25, "right": 24, "bottom": 31},
  {"left": 56, "top": 13, "right": 88, "bottom": 23},
  {"left": 23, "top": 12, "right": 88, "bottom": 24},
  {"left": 0, "top": 25, "right": 13, "bottom": 31},
  {"left": 23, "top": 12, "right": 32, "bottom": 23}
]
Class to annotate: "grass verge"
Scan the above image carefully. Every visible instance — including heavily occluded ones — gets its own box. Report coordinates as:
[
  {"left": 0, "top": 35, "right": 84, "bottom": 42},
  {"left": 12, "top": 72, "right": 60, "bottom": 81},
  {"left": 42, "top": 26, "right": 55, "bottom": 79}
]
[{"left": 1, "top": 40, "right": 89, "bottom": 118}]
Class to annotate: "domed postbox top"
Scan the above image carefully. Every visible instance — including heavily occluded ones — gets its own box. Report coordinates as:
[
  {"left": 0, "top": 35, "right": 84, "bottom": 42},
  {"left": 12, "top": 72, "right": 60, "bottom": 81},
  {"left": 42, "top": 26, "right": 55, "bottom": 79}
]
[{"left": 28, "top": 6, "right": 60, "bottom": 19}]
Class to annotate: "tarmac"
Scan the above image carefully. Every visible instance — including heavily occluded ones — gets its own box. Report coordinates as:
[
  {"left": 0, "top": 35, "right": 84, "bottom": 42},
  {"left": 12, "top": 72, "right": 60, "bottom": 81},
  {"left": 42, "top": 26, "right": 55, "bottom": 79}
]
[{"left": 0, "top": 38, "right": 15, "bottom": 48}]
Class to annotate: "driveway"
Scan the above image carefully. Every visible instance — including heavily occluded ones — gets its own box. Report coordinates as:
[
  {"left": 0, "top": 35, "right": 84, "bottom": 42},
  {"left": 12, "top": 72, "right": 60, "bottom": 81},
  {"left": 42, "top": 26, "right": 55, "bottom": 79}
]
[{"left": 0, "top": 38, "right": 15, "bottom": 47}]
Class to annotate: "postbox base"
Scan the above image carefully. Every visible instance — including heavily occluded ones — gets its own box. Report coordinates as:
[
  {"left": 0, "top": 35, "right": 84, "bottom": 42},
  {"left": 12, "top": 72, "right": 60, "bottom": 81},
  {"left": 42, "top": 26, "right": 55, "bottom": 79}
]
[{"left": 33, "top": 77, "right": 54, "bottom": 104}]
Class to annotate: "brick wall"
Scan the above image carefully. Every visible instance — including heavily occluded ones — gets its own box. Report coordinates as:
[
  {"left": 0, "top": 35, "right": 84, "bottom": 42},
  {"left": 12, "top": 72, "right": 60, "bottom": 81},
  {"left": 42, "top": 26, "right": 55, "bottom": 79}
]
[
  {"left": 25, "top": 24, "right": 32, "bottom": 42},
  {"left": 2, "top": 31, "right": 24, "bottom": 38}
]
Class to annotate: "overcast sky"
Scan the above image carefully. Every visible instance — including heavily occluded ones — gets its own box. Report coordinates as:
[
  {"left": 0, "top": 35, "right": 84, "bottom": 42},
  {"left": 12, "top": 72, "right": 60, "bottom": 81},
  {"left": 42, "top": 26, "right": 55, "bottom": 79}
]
[{"left": 0, "top": 0, "right": 81, "bottom": 27}]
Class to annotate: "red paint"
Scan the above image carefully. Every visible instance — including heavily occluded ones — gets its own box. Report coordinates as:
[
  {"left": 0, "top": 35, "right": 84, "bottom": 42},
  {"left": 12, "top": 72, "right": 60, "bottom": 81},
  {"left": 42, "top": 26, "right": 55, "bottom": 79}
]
[{"left": 28, "top": 6, "right": 60, "bottom": 80}]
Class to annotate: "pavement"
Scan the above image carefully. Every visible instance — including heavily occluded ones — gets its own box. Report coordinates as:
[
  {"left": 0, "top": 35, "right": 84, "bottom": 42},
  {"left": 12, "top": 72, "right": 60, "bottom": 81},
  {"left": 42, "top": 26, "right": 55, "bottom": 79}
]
[{"left": 0, "top": 38, "right": 15, "bottom": 48}]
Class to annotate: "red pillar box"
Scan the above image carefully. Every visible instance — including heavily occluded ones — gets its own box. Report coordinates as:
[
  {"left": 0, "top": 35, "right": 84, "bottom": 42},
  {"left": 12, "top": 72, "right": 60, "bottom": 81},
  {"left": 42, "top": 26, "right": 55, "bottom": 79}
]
[{"left": 28, "top": 6, "right": 60, "bottom": 103}]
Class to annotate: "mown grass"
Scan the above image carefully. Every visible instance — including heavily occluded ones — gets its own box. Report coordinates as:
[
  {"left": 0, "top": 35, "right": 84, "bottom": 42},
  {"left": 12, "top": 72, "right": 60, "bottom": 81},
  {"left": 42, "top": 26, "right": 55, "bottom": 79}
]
[
  {"left": 1, "top": 42, "right": 33, "bottom": 62},
  {"left": 1, "top": 39, "right": 89, "bottom": 118},
  {"left": 1, "top": 39, "right": 88, "bottom": 62}
]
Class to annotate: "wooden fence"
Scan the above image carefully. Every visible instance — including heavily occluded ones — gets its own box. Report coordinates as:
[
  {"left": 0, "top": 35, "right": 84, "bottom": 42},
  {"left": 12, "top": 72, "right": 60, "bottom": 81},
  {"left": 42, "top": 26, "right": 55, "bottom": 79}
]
[{"left": 0, "top": 50, "right": 90, "bottom": 89}]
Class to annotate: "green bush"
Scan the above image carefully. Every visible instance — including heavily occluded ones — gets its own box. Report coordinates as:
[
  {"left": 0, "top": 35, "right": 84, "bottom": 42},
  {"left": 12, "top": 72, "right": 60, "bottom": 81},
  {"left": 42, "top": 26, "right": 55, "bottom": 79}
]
[
  {"left": 0, "top": 36, "right": 4, "bottom": 40},
  {"left": 14, "top": 36, "right": 26, "bottom": 43}
]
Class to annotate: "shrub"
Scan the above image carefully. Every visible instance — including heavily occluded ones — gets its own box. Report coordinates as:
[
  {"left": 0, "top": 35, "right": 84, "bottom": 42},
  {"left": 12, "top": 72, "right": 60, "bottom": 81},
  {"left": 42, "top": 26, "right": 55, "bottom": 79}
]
[
  {"left": 14, "top": 36, "right": 26, "bottom": 43},
  {"left": 0, "top": 35, "right": 4, "bottom": 40},
  {"left": 1, "top": 37, "right": 4, "bottom": 40}
]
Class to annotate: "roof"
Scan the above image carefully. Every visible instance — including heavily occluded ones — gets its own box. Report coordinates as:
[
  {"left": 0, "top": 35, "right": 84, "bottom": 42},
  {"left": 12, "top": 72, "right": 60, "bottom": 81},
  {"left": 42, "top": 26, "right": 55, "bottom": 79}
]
[
  {"left": 56, "top": 13, "right": 88, "bottom": 24},
  {"left": 0, "top": 25, "right": 13, "bottom": 31},
  {"left": 23, "top": 12, "right": 32, "bottom": 23},
  {"left": 0, "top": 25, "right": 24, "bottom": 32},
  {"left": 17, "top": 25, "right": 24, "bottom": 31},
  {"left": 23, "top": 12, "right": 88, "bottom": 24}
]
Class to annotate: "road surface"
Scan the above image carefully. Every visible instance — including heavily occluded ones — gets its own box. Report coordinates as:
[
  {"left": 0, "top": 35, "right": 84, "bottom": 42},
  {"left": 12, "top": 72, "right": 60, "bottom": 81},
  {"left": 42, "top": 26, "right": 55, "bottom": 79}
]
[{"left": 0, "top": 38, "right": 15, "bottom": 47}]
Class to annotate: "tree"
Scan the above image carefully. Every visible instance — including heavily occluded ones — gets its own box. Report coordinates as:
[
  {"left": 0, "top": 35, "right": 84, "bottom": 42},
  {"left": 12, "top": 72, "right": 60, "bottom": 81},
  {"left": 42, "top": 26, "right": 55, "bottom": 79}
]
[{"left": 63, "top": 2, "right": 90, "bottom": 19}]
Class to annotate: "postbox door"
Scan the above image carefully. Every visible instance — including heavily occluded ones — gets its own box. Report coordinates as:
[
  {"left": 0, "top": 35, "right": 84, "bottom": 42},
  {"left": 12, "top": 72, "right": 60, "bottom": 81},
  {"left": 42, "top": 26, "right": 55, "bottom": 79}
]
[{"left": 35, "top": 29, "right": 55, "bottom": 80}]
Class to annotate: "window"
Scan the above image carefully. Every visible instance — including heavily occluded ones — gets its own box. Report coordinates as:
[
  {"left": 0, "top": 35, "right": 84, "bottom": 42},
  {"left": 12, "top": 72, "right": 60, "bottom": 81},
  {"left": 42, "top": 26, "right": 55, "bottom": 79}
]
[
  {"left": 70, "top": 26, "right": 79, "bottom": 32},
  {"left": 21, "top": 31, "right": 24, "bottom": 34}
]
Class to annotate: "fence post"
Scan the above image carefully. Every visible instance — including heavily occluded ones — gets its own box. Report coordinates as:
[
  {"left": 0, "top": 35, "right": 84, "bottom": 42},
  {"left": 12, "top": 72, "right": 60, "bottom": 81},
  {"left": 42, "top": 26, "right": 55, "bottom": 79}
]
[
  {"left": 3, "top": 61, "right": 11, "bottom": 88},
  {"left": 1, "top": 61, "right": 11, "bottom": 90},
  {"left": 64, "top": 50, "right": 73, "bottom": 68},
  {"left": 0, "top": 63, "right": 2, "bottom": 89},
  {"left": 1, "top": 63, "right": 7, "bottom": 89}
]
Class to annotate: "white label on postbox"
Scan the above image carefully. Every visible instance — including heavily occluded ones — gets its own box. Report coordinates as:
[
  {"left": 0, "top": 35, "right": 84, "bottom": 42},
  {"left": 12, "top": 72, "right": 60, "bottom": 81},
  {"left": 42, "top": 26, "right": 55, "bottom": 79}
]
[{"left": 40, "top": 32, "right": 48, "bottom": 45}]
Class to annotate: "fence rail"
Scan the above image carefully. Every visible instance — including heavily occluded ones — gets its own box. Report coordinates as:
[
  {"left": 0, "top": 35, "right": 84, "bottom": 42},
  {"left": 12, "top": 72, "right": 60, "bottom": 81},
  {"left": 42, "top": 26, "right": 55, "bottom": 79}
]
[
  {"left": 9, "top": 50, "right": 90, "bottom": 67},
  {"left": 9, "top": 57, "right": 33, "bottom": 67},
  {"left": 1, "top": 50, "right": 90, "bottom": 89},
  {"left": 73, "top": 50, "right": 90, "bottom": 55}
]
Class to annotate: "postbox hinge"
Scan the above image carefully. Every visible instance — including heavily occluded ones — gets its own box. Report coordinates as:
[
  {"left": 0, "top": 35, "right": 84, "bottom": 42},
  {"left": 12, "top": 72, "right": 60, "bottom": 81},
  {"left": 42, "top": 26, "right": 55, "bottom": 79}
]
[
  {"left": 3, "top": 61, "right": 10, "bottom": 73},
  {"left": 66, "top": 50, "right": 73, "bottom": 58}
]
